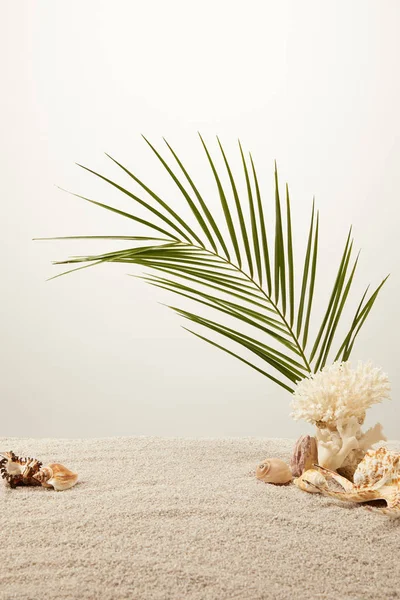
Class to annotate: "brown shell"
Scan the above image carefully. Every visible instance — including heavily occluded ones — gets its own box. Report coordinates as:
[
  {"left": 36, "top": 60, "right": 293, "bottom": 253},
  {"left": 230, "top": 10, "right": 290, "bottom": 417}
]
[
  {"left": 0, "top": 451, "right": 42, "bottom": 488},
  {"left": 290, "top": 435, "right": 318, "bottom": 477}
]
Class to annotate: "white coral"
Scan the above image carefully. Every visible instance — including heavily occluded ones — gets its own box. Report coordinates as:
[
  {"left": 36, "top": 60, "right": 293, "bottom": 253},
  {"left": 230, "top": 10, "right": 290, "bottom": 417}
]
[
  {"left": 291, "top": 361, "right": 390, "bottom": 424},
  {"left": 290, "top": 361, "right": 390, "bottom": 470}
]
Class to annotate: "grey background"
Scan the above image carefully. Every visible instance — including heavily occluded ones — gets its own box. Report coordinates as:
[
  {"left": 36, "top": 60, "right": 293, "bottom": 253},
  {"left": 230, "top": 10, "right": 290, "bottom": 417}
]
[{"left": 1, "top": 1, "right": 399, "bottom": 439}]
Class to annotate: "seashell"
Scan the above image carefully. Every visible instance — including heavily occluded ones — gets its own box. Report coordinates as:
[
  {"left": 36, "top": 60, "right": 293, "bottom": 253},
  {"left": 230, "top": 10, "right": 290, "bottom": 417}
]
[
  {"left": 307, "top": 448, "right": 400, "bottom": 516},
  {"left": 33, "top": 463, "right": 78, "bottom": 491},
  {"left": 293, "top": 469, "right": 329, "bottom": 494},
  {"left": 0, "top": 451, "right": 42, "bottom": 488},
  {"left": 256, "top": 458, "right": 292, "bottom": 484},
  {"left": 290, "top": 435, "right": 318, "bottom": 477}
]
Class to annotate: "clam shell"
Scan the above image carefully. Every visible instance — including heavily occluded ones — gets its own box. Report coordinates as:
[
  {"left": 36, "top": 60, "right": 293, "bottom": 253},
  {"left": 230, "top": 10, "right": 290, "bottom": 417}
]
[{"left": 256, "top": 458, "right": 292, "bottom": 484}]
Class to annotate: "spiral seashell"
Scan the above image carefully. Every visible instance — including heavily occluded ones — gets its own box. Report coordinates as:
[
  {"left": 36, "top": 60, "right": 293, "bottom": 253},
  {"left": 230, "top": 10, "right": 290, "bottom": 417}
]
[
  {"left": 33, "top": 463, "right": 78, "bottom": 491},
  {"left": 256, "top": 458, "right": 292, "bottom": 484}
]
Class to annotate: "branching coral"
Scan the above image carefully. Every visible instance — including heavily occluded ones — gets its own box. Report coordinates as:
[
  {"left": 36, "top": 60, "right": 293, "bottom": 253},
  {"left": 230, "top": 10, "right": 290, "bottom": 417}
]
[{"left": 291, "top": 362, "right": 390, "bottom": 471}]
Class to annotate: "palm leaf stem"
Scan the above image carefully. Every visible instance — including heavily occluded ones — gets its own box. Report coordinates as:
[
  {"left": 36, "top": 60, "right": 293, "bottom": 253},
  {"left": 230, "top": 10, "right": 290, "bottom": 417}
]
[{"left": 176, "top": 241, "right": 313, "bottom": 373}]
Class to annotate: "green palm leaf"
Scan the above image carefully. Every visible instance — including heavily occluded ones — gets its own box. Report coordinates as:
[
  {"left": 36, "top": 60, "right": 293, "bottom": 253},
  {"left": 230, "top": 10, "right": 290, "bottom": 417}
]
[
  {"left": 163, "top": 138, "right": 229, "bottom": 257},
  {"left": 274, "top": 164, "right": 286, "bottom": 311},
  {"left": 41, "top": 137, "right": 388, "bottom": 392},
  {"left": 335, "top": 275, "right": 389, "bottom": 362},
  {"left": 285, "top": 184, "right": 295, "bottom": 328},
  {"left": 249, "top": 153, "right": 272, "bottom": 294},
  {"left": 217, "top": 138, "right": 254, "bottom": 277},
  {"left": 239, "top": 142, "right": 262, "bottom": 285},
  {"left": 199, "top": 134, "right": 239, "bottom": 265}
]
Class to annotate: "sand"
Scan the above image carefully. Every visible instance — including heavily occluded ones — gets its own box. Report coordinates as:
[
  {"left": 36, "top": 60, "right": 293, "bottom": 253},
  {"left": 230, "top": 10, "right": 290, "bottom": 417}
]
[{"left": 1, "top": 437, "right": 399, "bottom": 600}]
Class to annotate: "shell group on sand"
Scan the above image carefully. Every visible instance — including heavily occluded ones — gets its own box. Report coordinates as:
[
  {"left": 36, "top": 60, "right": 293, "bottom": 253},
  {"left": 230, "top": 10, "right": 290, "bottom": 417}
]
[
  {"left": 290, "top": 362, "right": 390, "bottom": 472},
  {"left": 0, "top": 451, "right": 78, "bottom": 491},
  {"left": 296, "top": 447, "right": 400, "bottom": 516},
  {"left": 256, "top": 442, "right": 400, "bottom": 516},
  {"left": 281, "top": 362, "right": 398, "bottom": 516}
]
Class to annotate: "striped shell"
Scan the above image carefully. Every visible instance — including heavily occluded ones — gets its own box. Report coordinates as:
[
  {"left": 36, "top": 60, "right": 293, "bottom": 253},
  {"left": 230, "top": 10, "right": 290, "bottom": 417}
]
[
  {"left": 0, "top": 451, "right": 42, "bottom": 488},
  {"left": 353, "top": 447, "right": 400, "bottom": 490}
]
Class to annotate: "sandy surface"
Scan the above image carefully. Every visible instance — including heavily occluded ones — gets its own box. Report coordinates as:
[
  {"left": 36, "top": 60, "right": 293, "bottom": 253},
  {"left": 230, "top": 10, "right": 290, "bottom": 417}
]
[{"left": 0, "top": 437, "right": 399, "bottom": 600}]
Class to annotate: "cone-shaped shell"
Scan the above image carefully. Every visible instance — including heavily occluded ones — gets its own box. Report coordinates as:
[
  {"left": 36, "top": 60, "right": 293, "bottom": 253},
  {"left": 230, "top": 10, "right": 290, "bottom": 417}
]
[
  {"left": 34, "top": 463, "right": 78, "bottom": 491},
  {"left": 256, "top": 458, "right": 292, "bottom": 484},
  {"left": 293, "top": 468, "right": 328, "bottom": 494}
]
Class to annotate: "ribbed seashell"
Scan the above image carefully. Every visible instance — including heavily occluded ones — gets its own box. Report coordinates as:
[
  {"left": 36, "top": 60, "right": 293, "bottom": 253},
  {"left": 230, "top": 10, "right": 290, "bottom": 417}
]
[
  {"left": 33, "top": 463, "right": 78, "bottom": 491},
  {"left": 290, "top": 435, "right": 318, "bottom": 477},
  {"left": 352, "top": 447, "right": 399, "bottom": 489},
  {"left": 0, "top": 451, "right": 42, "bottom": 488},
  {"left": 256, "top": 458, "right": 292, "bottom": 484}
]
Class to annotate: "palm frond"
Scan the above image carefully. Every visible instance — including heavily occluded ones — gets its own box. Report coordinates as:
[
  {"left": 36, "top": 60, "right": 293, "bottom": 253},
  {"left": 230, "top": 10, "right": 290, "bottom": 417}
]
[
  {"left": 217, "top": 137, "right": 254, "bottom": 277},
  {"left": 239, "top": 142, "right": 262, "bottom": 285},
  {"left": 285, "top": 184, "right": 295, "bottom": 328},
  {"left": 163, "top": 138, "right": 228, "bottom": 257},
  {"left": 296, "top": 200, "right": 315, "bottom": 340},
  {"left": 273, "top": 164, "right": 286, "bottom": 311},
  {"left": 249, "top": 153, "right": 272, "bottom": 294},
  {"left": 335, "top": 275, "right": 389, "bottom": 362},
  {"left": 41, "top": 137, "right": 388, "bottom": 392}
]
